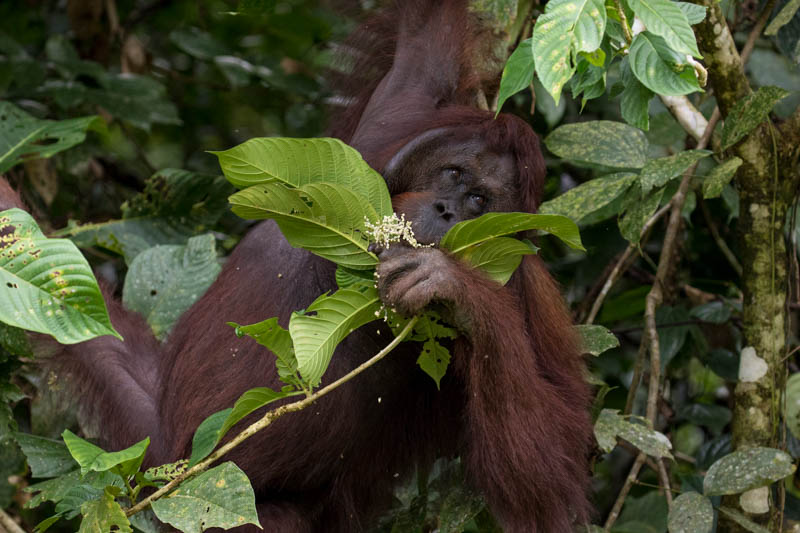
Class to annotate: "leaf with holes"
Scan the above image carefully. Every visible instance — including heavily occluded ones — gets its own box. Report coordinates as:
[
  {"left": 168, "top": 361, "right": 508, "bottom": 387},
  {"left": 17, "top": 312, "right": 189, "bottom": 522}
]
[
  {"left": 720, "top": 86, "right": 790, "bottom": 150},
  {"left": 704, "top": 447, "right": 795, "bottom": 496},
  {"left": 78, "top": 490, "right": 132, "bottom": 533},
  {"left": 0, "top": 208, "right": 120, "bottom": 343},
  {"left": 440, "top": 212, "right": 584, "bottom": 252},
  {"left": 540, "top": 172, "right": 639, "bottom": 224},
  {"left": 229, "top": 182, "right": 379, "bottom": 270},
  {"left": 150, "top": 462, "right": 259, "bottom": 533},
  {"left": 545, "top": 121, "right": 648, "bottom": 169},
  {"left": 668, "top": 492, "right": 713, "bottom": 533},
  {"left": 290, "top": 286, "right": 381, "bottom": 387},
  {"left": 629, "top": 32, "right": 702, "bottom": 96},
  {"left": 122, "top": 233, "right": 221, "bottom": 340},
  {"left": 212, "top": 137, "right": 392, "bottom": 217},
  {"left": 532, "top": 0, "right": 606, "bottom": 103},
  {"left": 0, "top": 101, "right": 99, "bottom": 174},
  {"left": 496, "top": 38, "right": 535, "bottom": 114},
  {"left": 230, "top": 318, "right": 299, "bottom": 387}
]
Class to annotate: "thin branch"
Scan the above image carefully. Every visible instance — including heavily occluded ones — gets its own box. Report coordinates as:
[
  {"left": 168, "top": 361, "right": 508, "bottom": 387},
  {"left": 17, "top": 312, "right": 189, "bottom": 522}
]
[
  {"left": 585, "top": 203, "right": 671, "bottom": 325},
  {"left": 657, "top": 459, "right": 673, "bottom": 505},
  {"left": 0, "top": 509, "right": 26, "bottom": 533},
  {"left": 125, "top": 316, "right": 420, "bottom": 518},
  {"left": 659, "top": 95, "right": 709, "bottom": 141},
  {"left": 700, "top": 197, "right": 743, "bottom": 276},
  {"left": 740, "top": 0, "right": 778, "bottom": 65},
  {"left": 604, "top": 454, "right": 646, "bottom": 531}
]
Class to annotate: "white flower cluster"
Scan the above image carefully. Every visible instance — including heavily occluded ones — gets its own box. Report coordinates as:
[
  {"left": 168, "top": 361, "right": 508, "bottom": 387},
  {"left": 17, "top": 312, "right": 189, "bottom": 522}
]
[{"left": 363, "top": 213, "right": 429, "bottom": 249}]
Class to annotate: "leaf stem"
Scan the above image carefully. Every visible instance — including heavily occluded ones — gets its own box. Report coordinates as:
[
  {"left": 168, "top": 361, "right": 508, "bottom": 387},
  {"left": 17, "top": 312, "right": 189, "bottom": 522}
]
[{"left": 124, "top": 316, "right": 419, "bottom": 518}]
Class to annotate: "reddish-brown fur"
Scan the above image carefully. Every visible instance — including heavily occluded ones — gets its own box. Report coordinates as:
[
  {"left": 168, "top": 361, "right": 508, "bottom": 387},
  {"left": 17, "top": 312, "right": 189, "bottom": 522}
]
[{"left": 22, "top": 1, "right": 594, "bottom": 531}]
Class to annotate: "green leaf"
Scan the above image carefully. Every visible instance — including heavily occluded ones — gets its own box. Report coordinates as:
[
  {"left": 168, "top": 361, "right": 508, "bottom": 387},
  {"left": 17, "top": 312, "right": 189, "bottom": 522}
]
[
  {"left": 188, "top": 408, "right": 232, "bottom": 468},
  {"left": 417, "top": 339, "right": 452, "bottom": 389},
  {"left": 689, "top": 301, "right": 732, "bottom": 324},
  {"left": 676, "top": 2, "right": 708, "bottom": 24},
  {"left": 575, "top": 325, "right": 619, "bottom": 356},
  {"left": 545, "top": 120, "right": 648, "bottom": 169},
  {"left": 0, "top": 101, "right": 99, "bottom": 174},
  {"left": 785, "top": 373, "right": 800, "bottom": 441},
  {"left": 14, "top": 433, "right": 76, "bottom": 478},
  {"left": 619, "top": 187, "right": 664, "bottom": 243},
  {"left": 440, "top": 212, "right": 584, "bottom": 252},
  {"left": 213, "top": 137, "right": 392, "bottom": 217},
  {"left": 122, "top": 233, "right": 221, "bottom": 340},
  {"left": 220, "top": 387, "right": 295, "bottom": 439},
  {"left": 496, "top": 38, "right": 535, "bottom": 113},
  {"left": 334, "top": 265, "right": 374, "bottom": 289},
  {"left": 151, "top": 462, "right": 259, "bottom": 533},
  {"left": 620, "top": 58, "right": 655, "bottom": 130},
  {"left": 454, "top": 237, "right": 537, "bottom": 285},
  {"left": 539, "top": 172, "right": 639, "bottom": 224},
  {"left": 169, "top": 28, "right": 231, "bottom": 60},
  {"left": 0, "top": 208, "right": 121, "bottom": 344},
  {"left": 532, "top": 0, "right": 606, "bottom": 103},
  {"left": 65, "top": 169, "right": 233, "bottom": 264},
  {"left": 62, "top": 430, "right": 149, "bottom": 478},
  {"left": 765, "top": 0, "right": 800, "bottom": 35},
  {"left": 230, "top": 318, "right": 298, "bottom": 386},
  {"left": 717, "top": 507, "right": 771, "bottom": 533},
  {"left": 78, "top": 490, "right": 132, "bottom": 533},
  {"left": 720, "top": 86, "right": 790, "bottom": 150},
  {"left": 229, "top": 182, "right": 379, "bottom": 270},
  {"left": 289, "top": 286, "right": 381, "bottom": 387},
  {"left": 88, "top": 74, "right": 181, "bottom": 131},
  {"left": 594, "top": 409, "right": 673, "bottom": 458},
  {"left": 702, "top": 157, "right": 742, "bottom": 199},
  {"left": 703, "top": 447, "right": 795, "bottom": 496},
  {"left": 627, "top": 0, "right": 701, "bottom": 57},
  {"left": 640, "top": 150, "right": 712, "bottom": 194},
  {"left": 629, "top": 32, "right": 702, "bottom": 96}
]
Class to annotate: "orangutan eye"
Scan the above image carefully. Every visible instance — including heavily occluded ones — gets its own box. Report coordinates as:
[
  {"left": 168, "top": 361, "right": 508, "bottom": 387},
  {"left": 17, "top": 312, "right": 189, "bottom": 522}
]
[
  {"left": 469, "top": 193, "right": 487, "bottom": 207},
  {"left": 443, "top": 167, "right": 461, "bottom": 180}
]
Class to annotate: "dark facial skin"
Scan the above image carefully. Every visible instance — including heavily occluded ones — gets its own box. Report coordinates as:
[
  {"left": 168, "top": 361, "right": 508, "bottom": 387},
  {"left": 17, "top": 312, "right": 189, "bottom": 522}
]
[{"left": 374, "top": 134, "right": 518, "bottom": 318}]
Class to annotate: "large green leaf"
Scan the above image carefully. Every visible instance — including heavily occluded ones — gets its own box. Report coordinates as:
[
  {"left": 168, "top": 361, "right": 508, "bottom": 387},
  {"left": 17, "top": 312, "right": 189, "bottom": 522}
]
[
  {"left": 0, "top": 101, "right": 99, "bottom": 174},
  {"left": 627, "top": 0, "right": 701, "bottom": 57},
  {"left": 667, "top": 492, "right": 713, "bottom": 533},
  {"left": 219, "top": 387, "right": 295, "bottom": 439},
  {"left": 703, "top": 447, "right": 795, "bottom": 496},
  {"left": 229, "top": 182, "right": 379, "bottom": 270},
  {"left": 496, "top": 38, "right": 535, "bottom": 113},
  {"left": 619, "top": 187, "right": 665, "bottom": 243},
  {"left": 65, "top": 169, "right": 233, "bottom": 264},
  {"left": 14, "top": 433, "right": 75, "bottom": 478},
  {"left": 676, "top": 2, "right": 708, "bottom": 24},
  {"left": 188, "top": 408, "right": 232, "bottom": 468},
  {"left": 539, "top": 172, "right": 639, "bottom": 224},
  {"left": 62, "top": 430, "right": 149, "bottom": 478},
  {"left": 122, "top": 233, "right": 221, "bottom": 340},
  {"left": 0, "top": 209, "right": 120, "bottom": 344},
  {"left": 150, "top": 462, "right": 259, "bottom": 533},
  {"left": 440, "top": 213, "right": 584, "bottom": 252},
  {"left": 545, "top": 121, "right": 648, "bottom": 169},
  {"left": 640, "top": 150, "right": 712, "bottom": 194},
  {"left": 620, "top": 58, "right": 655, "bottom": 130},
  {"left": 594, "top": 409, "right": 673, "bottom": 458},
  {"left": 455, "top": 237, "right": 537, "bottom": 285},
  {"left": 230, "top": 318, "right": 299, "bottom": 386},
  {"left": 702, "top": 157, "right": 743, "bottom": 199},
  {"left": 213, "top": 137, "right": 392, "bottom": 217},
  {"left": 78, "top": 491, "right": 132, "bottom": 533},
  {"left": 532, "top": 0, "right": 606, "bottom": 103},
  {"left": 290, "top": 286, "right": 381, "bottom": 387},
  {"left": 575, "top": 325, "right": 619, "bottom": 356},
  {"left": 720, "top": 86, "right": 790, "bottom": 150},
  {"left": 629, "top": 32, "right": 702, "bottom": 96}
]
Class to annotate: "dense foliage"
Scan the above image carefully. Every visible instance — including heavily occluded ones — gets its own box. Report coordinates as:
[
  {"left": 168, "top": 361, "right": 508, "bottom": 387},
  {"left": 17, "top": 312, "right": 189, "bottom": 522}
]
[{"left": 0, "top": 0, "right": 799, "bottom": 532}]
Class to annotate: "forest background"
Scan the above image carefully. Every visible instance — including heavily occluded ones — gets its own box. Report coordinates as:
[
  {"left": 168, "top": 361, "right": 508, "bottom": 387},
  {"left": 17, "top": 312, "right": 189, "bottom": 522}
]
[{"left": 0, "top": 0, "right": 799, "bottom": 532}]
